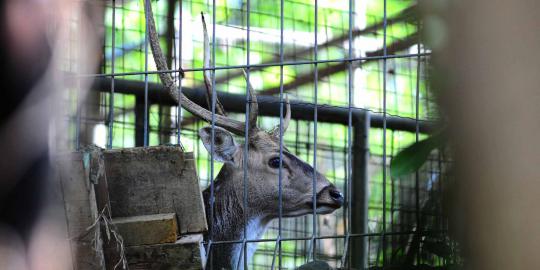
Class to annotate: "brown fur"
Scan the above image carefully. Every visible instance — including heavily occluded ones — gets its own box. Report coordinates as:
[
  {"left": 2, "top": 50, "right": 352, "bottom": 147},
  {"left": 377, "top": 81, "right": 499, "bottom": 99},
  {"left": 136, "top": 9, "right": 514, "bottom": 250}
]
[{"left": 202, "top": 130, "right": 341, "bottom": 270}]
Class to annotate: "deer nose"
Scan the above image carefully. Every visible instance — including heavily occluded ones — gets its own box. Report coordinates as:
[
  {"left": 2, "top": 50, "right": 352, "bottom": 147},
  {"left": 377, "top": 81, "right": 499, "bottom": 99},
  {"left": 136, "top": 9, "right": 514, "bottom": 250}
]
[{"left": 329, "top": 188, "right": 344, "bottom": 207}]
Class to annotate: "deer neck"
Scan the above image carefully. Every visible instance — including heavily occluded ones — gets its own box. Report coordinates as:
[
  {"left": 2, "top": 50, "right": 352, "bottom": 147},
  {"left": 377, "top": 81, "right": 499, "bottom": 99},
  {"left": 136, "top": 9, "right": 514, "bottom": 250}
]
[{"left": 203, "top": 165, "right": 271, "bottom": 270}]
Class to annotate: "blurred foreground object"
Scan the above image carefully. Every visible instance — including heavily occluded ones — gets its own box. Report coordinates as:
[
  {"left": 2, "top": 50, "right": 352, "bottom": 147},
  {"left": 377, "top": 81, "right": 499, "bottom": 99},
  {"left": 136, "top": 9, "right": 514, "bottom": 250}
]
[
  {"left": 0, "top": 0, "right": 101, "bottom": 269},
  {"left": 429, "top": 0, "right": 540, "bottom": 269}
]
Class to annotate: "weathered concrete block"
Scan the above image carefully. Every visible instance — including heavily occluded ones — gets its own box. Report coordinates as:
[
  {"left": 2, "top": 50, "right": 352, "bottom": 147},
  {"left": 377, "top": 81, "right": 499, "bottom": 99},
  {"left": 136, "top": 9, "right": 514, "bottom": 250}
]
[
  {"left": 106, "top": 234, "right": 205, "bottom": 270},
  {"left": 103, "top": 146, "right": 207, "bottom": 234},
  {"left": 112, "top": 213, "right": 178, "bottom": 246}
]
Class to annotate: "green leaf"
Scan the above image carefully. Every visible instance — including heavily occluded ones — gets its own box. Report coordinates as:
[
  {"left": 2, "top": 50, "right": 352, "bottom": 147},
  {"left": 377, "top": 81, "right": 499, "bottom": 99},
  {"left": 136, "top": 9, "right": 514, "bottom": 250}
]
[{"left": 390, "top": 131, "right": 444, "bottom": 178}]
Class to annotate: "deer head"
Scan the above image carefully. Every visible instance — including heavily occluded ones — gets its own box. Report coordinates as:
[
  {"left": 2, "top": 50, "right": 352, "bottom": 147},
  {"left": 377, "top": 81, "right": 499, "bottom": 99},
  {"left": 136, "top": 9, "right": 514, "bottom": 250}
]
[
  {"left": 198, "top": 118, "right": 345, "bottom": 219},
  {"left": 144, "top": 2, "right": 343, "bottom": 268},
  {"left": 195, "top": 73, "right": 344, "bottom": 269}
]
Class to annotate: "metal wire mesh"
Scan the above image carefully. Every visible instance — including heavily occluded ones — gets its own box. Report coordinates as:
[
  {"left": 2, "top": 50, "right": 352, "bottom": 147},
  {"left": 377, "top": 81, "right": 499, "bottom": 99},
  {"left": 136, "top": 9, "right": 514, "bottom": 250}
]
[{"left": 63, "top": 0, "right": 456, "bottom": 269}]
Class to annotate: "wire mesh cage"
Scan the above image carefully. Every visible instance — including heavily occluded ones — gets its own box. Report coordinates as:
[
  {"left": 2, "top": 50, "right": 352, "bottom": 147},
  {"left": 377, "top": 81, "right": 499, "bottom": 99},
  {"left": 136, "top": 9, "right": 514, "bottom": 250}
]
[{"left": 64, "top": 0, "right": 456, "bottom": 269}]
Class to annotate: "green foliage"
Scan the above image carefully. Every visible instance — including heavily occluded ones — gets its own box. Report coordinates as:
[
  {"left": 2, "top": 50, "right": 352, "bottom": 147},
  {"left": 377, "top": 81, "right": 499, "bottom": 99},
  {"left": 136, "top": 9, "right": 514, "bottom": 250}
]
[{"left": 390, "top": 130, "right": 445, "bottom": 178}]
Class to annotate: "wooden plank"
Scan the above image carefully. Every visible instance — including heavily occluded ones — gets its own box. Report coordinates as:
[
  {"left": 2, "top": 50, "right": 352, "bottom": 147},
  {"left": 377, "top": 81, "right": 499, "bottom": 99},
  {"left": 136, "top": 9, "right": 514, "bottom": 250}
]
[
  {"left": 103, "top": 146, "right": 207, "bottom": 234},
  {"left": 86, "top": 148, "right": 116, "bottom": 269},
  {"left": 106, "top": 234, "right": 205, "bottom": 270},
  {"left": 55, "top": 152, "right": 105, "bottom": 270},
  {"left": 112, "top": 213, "right": 178, "bottom": 246}
]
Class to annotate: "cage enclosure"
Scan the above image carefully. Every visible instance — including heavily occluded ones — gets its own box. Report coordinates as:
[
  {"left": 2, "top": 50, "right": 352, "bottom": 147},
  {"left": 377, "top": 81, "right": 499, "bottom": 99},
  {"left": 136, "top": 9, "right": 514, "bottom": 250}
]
[{"left": 61, "top": 0, "right": 457, "bottom": 269}]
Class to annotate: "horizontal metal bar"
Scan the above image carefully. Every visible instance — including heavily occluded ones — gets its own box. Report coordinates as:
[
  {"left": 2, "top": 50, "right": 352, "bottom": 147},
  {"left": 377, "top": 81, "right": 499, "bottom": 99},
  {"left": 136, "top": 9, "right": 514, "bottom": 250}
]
[
  {"left": 88, "top": 77, "right": 437, "bottom": 133},
  {"left": 73, "top": 52, "right": 431, "bottom": 79},
  {"left": 204, "top": 229, "right": 447, "bottom": 246}
]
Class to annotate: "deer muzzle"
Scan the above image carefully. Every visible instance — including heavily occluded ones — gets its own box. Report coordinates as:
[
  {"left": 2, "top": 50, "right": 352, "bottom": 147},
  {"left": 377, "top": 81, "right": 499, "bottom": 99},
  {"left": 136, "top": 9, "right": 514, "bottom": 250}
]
[{"left": 310, "top": 185, "right": 344, "bottom": 214}]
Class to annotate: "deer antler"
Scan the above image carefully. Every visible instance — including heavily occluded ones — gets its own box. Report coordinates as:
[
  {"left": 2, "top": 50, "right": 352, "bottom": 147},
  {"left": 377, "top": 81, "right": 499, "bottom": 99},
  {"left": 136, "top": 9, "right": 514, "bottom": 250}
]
[
  {"left": 145, "top": 0, "right": 291, "bottom": 137},
  {"left": 144, "top": 0, "right": 246, "bottom": 135},
  {"left": 201, "top": 13, "right": 227, "bottom": 116},
  {"left": 241, "top": 69, "right": 259, "bottom": 131},
  {"left": 270, "top": 95, "right": 291, "bottom": 138}
]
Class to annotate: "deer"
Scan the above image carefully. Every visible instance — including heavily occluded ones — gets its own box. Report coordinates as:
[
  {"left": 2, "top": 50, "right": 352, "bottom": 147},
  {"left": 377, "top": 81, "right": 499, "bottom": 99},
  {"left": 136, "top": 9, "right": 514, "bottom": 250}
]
[{"left": 144, "top": 2, "right": 344, "bottom": 269}]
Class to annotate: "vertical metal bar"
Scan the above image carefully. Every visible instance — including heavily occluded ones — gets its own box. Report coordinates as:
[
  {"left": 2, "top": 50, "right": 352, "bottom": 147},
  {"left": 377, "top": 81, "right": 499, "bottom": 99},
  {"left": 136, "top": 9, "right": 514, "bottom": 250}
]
[
  {"left": 177, "top": 0, "right": 183, "bottom": 145},
  {"left": 295, "top": 123, "right": 308, "bottom": 265},
  {"left": 159, "top": 0, "right": 174, "bottom": 145},
  {"left": 143, "top": 0, "right": 150, "bottom": 147},
  {"left": 414, "top": 27, "right": 422, "bottom": 266},
  {"left": 350, "top": 112, "right": 370, "bottom": 269},
  {"left": 134, "top": 0, "right": 148, "bottom": 148},
  {"left": 240, "top": 1, "right": 251, "bottom": 269},
  {"left": 135, "top": 96, "right": 146, "bottom": 146},
  {"left": 389, "top": 129, "right": 395, "bottom": 262},
  {"left": 381, "top": 0, "right": 388, "bottom": 265},
  {"left": 273, "top": 0, "right": 286, "bottom": 268},
  {"left": 278, "top": 0, "right": 285, "bottom": 266},
  {"left": 135, "top": 0, "right": 147, "bottom": 149},
  {"left": 158, "top": 102, "right": 164, "bottom": 144},
  {"left": 438, "top": 145, "right": 445, "bottom": 234},
  {"left": 271, "top": 0, "right": 285, "bottom": 268},
  {"left": 342, "top": 0, "right": 354, "bottom": 267},
  {"left": 207, "top": 1, "right": 217, "bottom": 269},
  {"left": 159, "top": 0, "right": 175, "bottom": 145},
  {"left": 107, "top": 0, "right": 116, "bottom": 149},
  {"left": 309, "top": 0, "right": 319, "bottom": 263},
  {"left": 294, "top": 210, "right": 300, "bottom": 264}
]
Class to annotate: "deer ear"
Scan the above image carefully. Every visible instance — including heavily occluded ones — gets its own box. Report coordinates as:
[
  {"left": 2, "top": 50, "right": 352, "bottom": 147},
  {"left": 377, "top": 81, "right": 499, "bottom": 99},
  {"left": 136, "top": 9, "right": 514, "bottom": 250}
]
[{"left": 199, "top": 126, "right": 239, "bottom": 163}]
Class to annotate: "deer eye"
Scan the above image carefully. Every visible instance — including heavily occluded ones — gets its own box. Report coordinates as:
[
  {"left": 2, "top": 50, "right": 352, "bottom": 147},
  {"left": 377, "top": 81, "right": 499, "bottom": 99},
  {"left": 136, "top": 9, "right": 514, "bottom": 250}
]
[{"left": 268, "top": 157, "right": 282, "bottom": 169}]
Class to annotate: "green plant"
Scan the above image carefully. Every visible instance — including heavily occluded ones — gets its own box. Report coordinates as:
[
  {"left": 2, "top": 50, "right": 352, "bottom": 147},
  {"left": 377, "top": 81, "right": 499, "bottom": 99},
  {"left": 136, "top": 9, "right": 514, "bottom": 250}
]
[{"left": 390, "top": 130, "right": 445, "bottom": 178}]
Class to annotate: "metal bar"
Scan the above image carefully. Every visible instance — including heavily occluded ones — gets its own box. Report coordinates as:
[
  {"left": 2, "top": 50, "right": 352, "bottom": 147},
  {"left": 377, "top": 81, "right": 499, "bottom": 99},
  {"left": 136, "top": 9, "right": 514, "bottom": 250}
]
[
  {"left": 177, "top": 0, "right": 183, "bottom": 145},
  {"left": 157, "top": 0, "right": 176, "bottom": 145},
  {"left": 89, "top": 77, "right": 437, "bottom": 133},
  {"left": 415, "top": 25, "right": 422, "bottom": 266},
  {"left": 166, "top": 0, "right": 175, "bottom": 69},
  {"left": 107, "top": 0, "right": 116, "bottom": 149},
  {"left": 241, "top": 1, "right": 251, "bottom": 269},
  {"left": 134, "top": 95, "right": 146, "bottom": 146},
  {"left": 208, "top": 2, "right": 217, "bottom": 269},
  {"left": 351, "top": 113, "right": 370, "bottom": 269},
  {"left": 389, "top": 128, "right": 396, "bottom": 262},
  {"left": 310, "top": 0, "right": 319, "bottom": 263},
  {"left": 278, "top": 0, "right": 284, "bottom": 266},
  {"left": 382, "top": 0, "right": 389, "bottom": 265},
  {"left": 72, "top": 51, "right": 432, "bottom": 78},
  {"left": 343, "top": 0, "right": 354, "bottom": 267},
  {"left": 143, "top": 0, "right": 150, "bottom": 147},
  {"left": 203, "top": 229, "right": 448, "bottom": 246}
]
